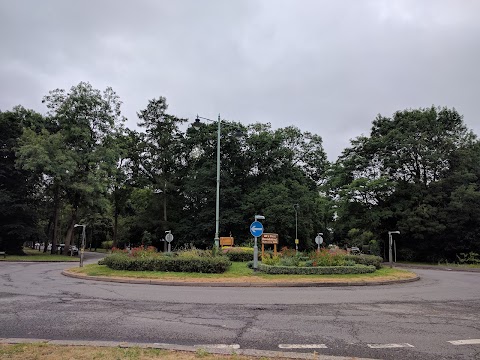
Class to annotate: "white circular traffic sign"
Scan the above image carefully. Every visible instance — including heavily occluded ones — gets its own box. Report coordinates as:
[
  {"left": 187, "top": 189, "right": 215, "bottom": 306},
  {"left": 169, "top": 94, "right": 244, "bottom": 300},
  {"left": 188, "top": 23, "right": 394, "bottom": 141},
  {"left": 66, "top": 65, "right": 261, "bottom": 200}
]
[
  {"left": 165, "top": 233, "right": 174, "bottom": 243},
  {"left": 315, "top": 235, "right": 323, "bottom": 245}
]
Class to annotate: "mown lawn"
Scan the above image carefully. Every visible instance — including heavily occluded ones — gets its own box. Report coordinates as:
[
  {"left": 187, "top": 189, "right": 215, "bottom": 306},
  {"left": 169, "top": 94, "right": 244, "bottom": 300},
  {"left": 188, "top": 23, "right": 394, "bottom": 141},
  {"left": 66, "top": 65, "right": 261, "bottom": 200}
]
[
  {"left": 0, "top": 249, "right": 79, "bottom": 262},
  {"left": 69, "top": 261, "right": 416, "bottom": 283}
]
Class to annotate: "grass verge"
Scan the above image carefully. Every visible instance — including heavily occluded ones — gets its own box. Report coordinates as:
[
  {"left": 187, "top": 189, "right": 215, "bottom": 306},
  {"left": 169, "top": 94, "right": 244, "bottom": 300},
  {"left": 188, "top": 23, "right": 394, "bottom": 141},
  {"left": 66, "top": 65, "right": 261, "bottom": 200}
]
[
  {"left": 0, "top": 249, "right": 79, "bottom": 262},
  {"left": 68, "top": 261, "right": 416, "bottom": 283},
  {"left": 0, "top": 343, "right": 285, "bottom": 360},
  {"left": 397, "top": 261, "right": 480, "bottom": 269}
]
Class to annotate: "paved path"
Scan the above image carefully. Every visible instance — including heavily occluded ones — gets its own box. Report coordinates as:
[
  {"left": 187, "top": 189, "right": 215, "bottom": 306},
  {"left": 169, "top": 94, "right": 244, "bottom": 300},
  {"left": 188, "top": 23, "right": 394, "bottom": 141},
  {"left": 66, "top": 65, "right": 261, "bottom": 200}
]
[{"left": 1, "top": 257, "right": 479, "bottom": 359}]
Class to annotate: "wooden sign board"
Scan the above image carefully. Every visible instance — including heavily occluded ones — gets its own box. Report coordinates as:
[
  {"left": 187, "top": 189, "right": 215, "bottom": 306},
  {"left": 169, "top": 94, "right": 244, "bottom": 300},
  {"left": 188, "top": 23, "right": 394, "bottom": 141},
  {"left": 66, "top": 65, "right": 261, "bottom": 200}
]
[
  {"left": 262, "top": 233, "right": 279, "bottom": 244},
  {"left": 220, "top": 237, "right": 234, "bottom": 247},
  {"left": 261, "top": 233, "right": 279, "bottom": 257}
]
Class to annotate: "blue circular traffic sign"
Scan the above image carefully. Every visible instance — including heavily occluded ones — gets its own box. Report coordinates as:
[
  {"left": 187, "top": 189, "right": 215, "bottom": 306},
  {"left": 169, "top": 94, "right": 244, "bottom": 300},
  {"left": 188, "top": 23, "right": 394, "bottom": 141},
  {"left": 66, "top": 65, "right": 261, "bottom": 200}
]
[{"left": 250, "top": 221, "right": 264, "bottom": 237}]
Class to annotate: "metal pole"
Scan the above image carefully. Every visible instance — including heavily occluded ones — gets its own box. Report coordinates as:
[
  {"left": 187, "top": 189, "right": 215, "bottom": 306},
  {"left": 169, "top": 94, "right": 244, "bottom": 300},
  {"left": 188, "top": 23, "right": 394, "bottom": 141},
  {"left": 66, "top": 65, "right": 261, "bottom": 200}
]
[
  {"left": 295, "top": 207, "right": 298, "bottom": 255},
  {"left": 80, "top": 226, "right": 86, "bottom": 268},
  {"left": 389, "top": 233, "right": 393, "bottom": 268},
  {"left": 214, "top": 114, "right": 221, "bottom": 253},
  {"left": 394, "top": 239, "right": 397, "bottom": 263},
  {"left": 295, "top": 210, "right": 298, "bottom": 240},
  {"left": 253, "top": 236, "right": 258, "bottom": 270}
]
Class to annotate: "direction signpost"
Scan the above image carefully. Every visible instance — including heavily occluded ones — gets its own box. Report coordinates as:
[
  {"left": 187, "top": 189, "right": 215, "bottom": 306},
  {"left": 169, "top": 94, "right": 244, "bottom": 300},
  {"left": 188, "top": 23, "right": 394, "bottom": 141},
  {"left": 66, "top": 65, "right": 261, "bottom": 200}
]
[{"left": 250, "top": 217, "right": 264, "bottom": 270}]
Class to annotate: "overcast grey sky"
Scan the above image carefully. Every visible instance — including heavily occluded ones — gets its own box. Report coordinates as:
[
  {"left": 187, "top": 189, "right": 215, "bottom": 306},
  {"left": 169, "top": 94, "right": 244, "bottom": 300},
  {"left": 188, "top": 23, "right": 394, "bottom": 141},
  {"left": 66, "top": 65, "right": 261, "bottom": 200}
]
[{"left": 1, "top": 0, "right": 479, "bottom": 160}]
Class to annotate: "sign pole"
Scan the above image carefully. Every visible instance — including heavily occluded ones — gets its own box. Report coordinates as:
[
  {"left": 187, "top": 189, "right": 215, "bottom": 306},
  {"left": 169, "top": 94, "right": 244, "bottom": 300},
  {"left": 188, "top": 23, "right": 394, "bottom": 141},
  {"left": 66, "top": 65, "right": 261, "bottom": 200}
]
[
  {"left": 389, "top": 233, "right": 393, "bottom": 268},
  {"left": 254, "top": 236, "right": 258, "bottom": 270},
  {"left": 250, "top": 216, "right": 265, "bottom": 271}
]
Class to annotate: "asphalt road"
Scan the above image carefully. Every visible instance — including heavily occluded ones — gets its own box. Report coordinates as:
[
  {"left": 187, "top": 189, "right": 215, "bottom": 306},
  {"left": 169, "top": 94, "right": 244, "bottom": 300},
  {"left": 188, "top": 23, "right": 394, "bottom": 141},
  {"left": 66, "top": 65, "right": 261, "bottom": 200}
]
[{"left": 1, "top": 254, "right": 479, "bottom": 360}]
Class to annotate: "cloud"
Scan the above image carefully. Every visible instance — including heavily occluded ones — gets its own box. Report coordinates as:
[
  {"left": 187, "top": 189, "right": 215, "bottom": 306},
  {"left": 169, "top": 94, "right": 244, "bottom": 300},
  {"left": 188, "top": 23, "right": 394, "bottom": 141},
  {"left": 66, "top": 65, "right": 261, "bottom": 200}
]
[{"left": 1, "top": 0, "right": 479, "bottom": 160}]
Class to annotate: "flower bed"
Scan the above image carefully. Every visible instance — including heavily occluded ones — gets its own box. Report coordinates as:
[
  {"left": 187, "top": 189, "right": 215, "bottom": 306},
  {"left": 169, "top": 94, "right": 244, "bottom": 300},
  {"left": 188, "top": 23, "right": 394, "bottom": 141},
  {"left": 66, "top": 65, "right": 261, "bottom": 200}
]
[{"left": 258, "top": 248, "right": 383, "bottom": 274}]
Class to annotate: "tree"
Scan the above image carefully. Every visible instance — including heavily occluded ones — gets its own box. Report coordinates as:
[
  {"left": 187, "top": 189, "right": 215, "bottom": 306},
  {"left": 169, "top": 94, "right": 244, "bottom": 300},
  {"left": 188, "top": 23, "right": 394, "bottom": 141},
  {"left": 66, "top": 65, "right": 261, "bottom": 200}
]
[
  {"left": 0, "top": 107, "right": 43, "bottom": 254},
  {"left": 18, "top": 82, "right": 124, "bottom": 252},
  {"left": 137, "top": 98, "right": 186, "bottom": 249},
  {"left": 332, "top": 106, "right": 479, "bottom": 261}
]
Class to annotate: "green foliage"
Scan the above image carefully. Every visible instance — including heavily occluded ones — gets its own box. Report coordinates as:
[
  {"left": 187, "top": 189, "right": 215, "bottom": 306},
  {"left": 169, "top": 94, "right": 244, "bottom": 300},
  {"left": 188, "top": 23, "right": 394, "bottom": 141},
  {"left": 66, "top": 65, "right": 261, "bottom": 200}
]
[
  {"left": 279, "top": 256, "right": 301, "bottom": 267},
  {"left": 221, "top": 247, "right": 255, "bottom": 262},
  {"left": 176, "top": 248, "right": 215, "bottom": 258},
  {"left": 333, "top": 106, "right": 480, "bottom": 261},
  {"left": 344, "top": 254, "right": 383, "bottom": 269},
  {"left": 456, "top": 252, "right": 480, "bottom": 264},
  {"left": 5, "top": 90, "right": 480, "bottom": 265},
  {"left": 261, "top": 253, "right": 280, "bottom": 265},
  {"left": 258, "top": 263, "right": 376, "bottom": 275},
  {"left": 0, "top": 107, "right": 41, "bottom": 254},
  {"left": 101, "top": 240, "right": 113, "bottom": 249},
  {"left": 141, "top": 230, "right": 152, "bottom": 247},
  {"left": 101, "top": 253, "right": 231, "bottom": 273}
]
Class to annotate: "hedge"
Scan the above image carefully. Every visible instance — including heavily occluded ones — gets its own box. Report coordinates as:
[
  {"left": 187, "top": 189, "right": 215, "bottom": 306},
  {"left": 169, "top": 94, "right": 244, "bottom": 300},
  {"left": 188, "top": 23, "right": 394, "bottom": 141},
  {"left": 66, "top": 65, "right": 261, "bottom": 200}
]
[
  {"left": 222, "top": 247, "right": 257, "bottom": 262},
  {"left": 100, "top": 253, "right": 231, "bottom": 273},
  {"left": 344, "top": 254, "right": 383, "bottom": 269},
  {"left": 258, "top": 263, "right": 376, "bottom": 275}
]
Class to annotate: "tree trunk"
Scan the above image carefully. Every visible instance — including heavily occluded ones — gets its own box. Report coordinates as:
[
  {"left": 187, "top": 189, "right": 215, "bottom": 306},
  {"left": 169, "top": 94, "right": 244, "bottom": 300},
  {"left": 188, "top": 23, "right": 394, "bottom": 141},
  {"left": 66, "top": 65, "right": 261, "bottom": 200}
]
[
  {"left": 64, "top": 208, "right": 77, "bottom": 254},
  {"left": 113, "top": 211, "right": 118, "bottom": 248}
]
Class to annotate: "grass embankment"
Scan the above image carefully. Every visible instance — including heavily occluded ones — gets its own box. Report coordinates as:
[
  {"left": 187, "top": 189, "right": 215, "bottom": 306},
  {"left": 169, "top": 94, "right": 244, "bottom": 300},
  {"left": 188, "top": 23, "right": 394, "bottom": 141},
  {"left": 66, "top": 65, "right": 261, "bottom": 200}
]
[
  {"left": 0, "top": 343, "right": 281, "bottom": 360},
  {"left": 0, "top": 249, "right": 78, "bottom": 262},
  {"left": 69, "top": 261, "right": 416, "bottom": 283}
]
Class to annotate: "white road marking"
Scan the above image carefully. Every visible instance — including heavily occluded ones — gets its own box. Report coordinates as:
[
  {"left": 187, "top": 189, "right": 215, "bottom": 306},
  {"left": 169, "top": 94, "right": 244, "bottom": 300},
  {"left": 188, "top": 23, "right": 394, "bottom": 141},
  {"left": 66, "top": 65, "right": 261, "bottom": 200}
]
[
  {"left": 367, "top": 343, "right": 414, "bottom": 349},
  {"left": 278, "top": 344, "right": 328, "bottom": 349},
  {"left": 194, "top": 344, "right": 240, "bottom": 349},
  {"left": 448, "top": 339, "right": 480, "bottom": 345}
]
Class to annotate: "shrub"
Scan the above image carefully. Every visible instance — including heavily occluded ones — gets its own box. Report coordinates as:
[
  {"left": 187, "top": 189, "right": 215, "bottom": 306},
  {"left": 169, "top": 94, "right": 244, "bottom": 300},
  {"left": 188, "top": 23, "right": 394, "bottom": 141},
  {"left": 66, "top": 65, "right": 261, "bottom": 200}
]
[
  {"left": 177, "top": 249, "right": 214, "bottom": 258},
  {"left": 222, "top": 247, "right": 255, "bottom": 262},
  {"left": 308, "top": 249, "right": 348, "bottom": 266},
  {"left": 456, "top": 252, "right": 480, "bottom": 264},
  {"left": 279, "top": 256, "right": 300, "bottom": 267},
  {"left": 101, "top": 240, "right": 113, "bottom": 250},
  {"left": 258, "top": 263, "right": 376, "bottom": 275},
  {"left": 280, "top": 247, "right": 296, "bottom": 258},
  {"left": 101, "top": 253, "right": 231, "bottom": 273},
  {"left": 262, "top": 253, "right": 280, "bottom": 265},
  {"left": 130, "top": 246, "right": 157, "bottom": 258},
  {"left": 345, "top": 254, "right": 383, "bottom": 269}
]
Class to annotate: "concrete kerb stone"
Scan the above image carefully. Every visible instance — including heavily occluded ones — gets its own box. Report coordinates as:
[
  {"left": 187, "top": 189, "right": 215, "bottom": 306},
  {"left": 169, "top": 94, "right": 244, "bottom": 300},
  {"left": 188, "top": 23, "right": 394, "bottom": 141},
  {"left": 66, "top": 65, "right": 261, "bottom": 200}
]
[
  {"left": 61, "top": 269, "right": 420, "bottom": 287},
  {"left": 0, "top": 338, "right": 377, "bottom": 360}
]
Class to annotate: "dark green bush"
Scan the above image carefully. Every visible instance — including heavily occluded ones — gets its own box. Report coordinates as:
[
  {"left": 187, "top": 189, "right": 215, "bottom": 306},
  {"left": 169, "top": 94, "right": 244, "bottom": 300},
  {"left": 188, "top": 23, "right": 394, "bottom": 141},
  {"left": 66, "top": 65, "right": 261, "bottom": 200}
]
[
  {"left": 345, "top": 254, "right": 383, "bottom": 269},
  {"left": 279, "top": 256, "right": 300, "bottom": 267},
  {"left": 222, "top": 247, "right": 257, "bottom": 262},
  {"left": 101, "top": 253, "right": 231, "bottom": 273},
  {"left": 258, "top": 263, "right": 376, "bottom": 275}
]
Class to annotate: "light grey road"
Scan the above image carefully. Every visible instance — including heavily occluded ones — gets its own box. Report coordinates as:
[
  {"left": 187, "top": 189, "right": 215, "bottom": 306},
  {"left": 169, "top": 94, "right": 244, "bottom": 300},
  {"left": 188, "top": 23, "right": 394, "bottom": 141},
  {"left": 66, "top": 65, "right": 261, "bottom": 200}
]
[{"left": 1, "top": 255, "right": 480, "bottom": 360}]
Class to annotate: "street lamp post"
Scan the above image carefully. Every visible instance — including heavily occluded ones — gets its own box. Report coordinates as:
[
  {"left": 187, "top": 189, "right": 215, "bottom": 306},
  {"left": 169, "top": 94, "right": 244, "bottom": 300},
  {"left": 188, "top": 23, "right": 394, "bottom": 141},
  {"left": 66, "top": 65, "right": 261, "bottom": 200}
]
[
  {"left": 154, "top": 188, "right": 167, "bottom": 252},
  {"left": 388, "top": 231, "right": 400, "bottom": 268},
  {"left": 293, "top": 204, "right": 299, "bottom": 255},
  {"left": 74, "top": 224, "right": 86, "bottom": 267},
  {"left": 192, "top": 114, "right": 241, "bottom": 254}
]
